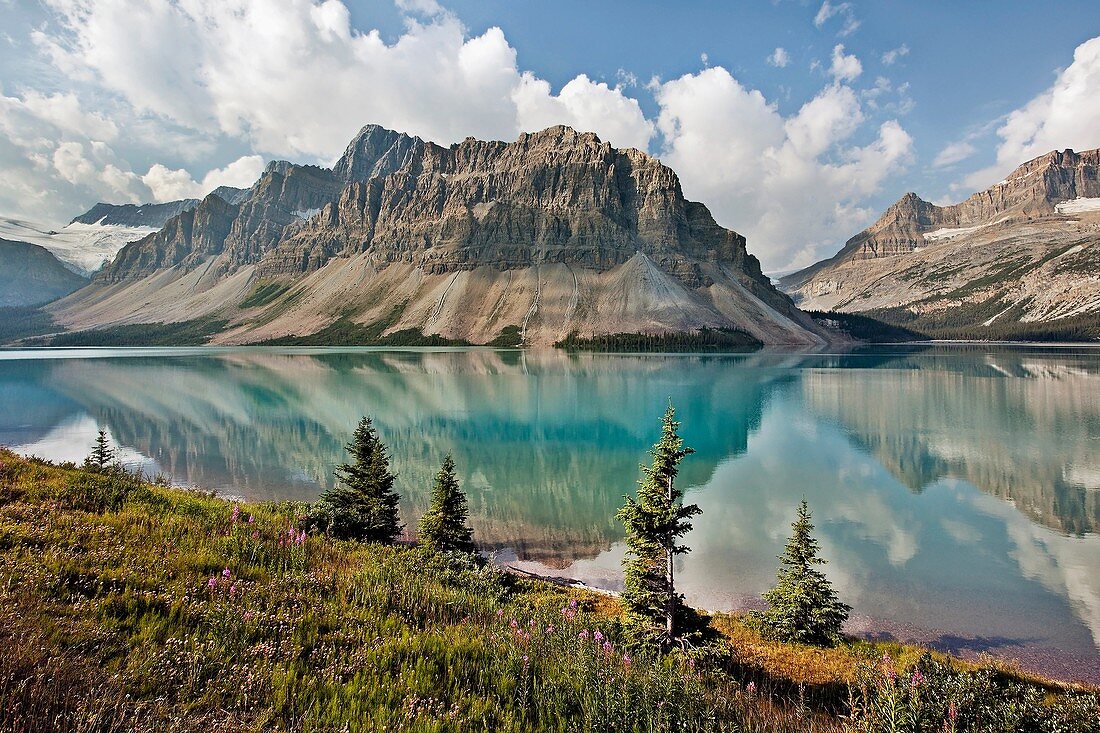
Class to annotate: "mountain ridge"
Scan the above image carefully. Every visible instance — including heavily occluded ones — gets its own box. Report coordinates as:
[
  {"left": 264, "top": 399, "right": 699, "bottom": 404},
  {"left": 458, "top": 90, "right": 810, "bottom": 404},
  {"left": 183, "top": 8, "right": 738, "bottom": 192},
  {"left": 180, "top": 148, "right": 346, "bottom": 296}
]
[
  {"left": 779, "top": 147, "right": 1100, "bottom": 336},
  {"left": 49, "top": 124, "right": 828, "bottom": 347}
]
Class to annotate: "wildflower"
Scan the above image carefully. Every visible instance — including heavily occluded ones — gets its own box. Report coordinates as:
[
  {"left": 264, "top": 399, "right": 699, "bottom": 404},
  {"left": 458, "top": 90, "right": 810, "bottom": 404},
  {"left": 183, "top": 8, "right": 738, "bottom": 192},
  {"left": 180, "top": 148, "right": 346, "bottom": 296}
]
[
  {"left": 911, "top": 668, "right": 924, "bottom": 689},
  {"left": 881, "top": 652, "right": 897, "bottom": 684},
  {"left": 231, "top": 504, "right": 240, "bottom": 522},
  {"left": 229, "top": 583, "right": 238, "bottom": 596},
  {"left": 687, "top": 658, "right": 695, "bottom": 669},
  {"left": 522, "top": 654, "right": 529, "bottom": 664},
  {"left": 593, "top": 630, "right": 604, "bottom": 643},
  {"left": 295, "top": 530, "right": 306, "bottom": 545},
  {"left": 243, "top": 610, "right": 255, "bottom": 622},
  {"left": 528, "top": 618, "right": 536, "bottom": 628},
  {"left": 222, "top": 567, "right": 231, "bottom": 579},
  {"left": 602, "top": 640, "right": 612, "bottom": 653},
  {"left": 497, "top": 609, "right": 504, "bottom": 619},
  {"left": 251, "top": 530, "right": 259, "bottom": 540},
  {"left": 207, "top": 575, "right": 217, "bottom": 589},
  {"left": 510, "top": 619, "right": 518, "bottom": 629},
  {"left": 545, "top": 625, "right": 554, "bottom": 634},
  {"left": 569, "top": 599, "right": 578, "bottom": 610},
  {"left": 248, "top": 515, "right": 255, "bottom": 524},
  {"left": 746, "top": 681, "right": 756, "bottom": 695},
  {"left": 622, "top": 653, "right": 631, "bottom": 667},
  {"left": 579, "top": 629, "right": 589, "bottom": 640},
  {"left": 948, "top": 701, "right": 957, "bottom": 720}
]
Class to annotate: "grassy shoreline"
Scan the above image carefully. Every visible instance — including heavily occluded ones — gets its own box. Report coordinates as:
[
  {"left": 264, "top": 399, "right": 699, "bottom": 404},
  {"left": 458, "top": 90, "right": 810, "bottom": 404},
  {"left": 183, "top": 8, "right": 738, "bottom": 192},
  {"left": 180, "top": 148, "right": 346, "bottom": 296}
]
[{"left": 0, "top": 449, "right": 1096, "bottom": 732}]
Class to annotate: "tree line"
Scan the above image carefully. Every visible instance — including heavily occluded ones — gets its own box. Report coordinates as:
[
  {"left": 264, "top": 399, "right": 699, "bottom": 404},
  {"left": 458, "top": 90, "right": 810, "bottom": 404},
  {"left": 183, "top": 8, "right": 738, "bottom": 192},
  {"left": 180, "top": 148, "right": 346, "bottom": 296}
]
[{"left": 88, "top": 406, "right": 850, "bottom": 653}]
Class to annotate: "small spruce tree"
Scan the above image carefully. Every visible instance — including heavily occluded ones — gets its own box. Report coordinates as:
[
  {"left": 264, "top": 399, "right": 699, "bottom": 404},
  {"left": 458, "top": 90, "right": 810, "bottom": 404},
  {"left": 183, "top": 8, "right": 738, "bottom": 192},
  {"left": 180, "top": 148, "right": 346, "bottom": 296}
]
[
  {"left": 755, "top": 499, "right": 850, "bottom": 646},
  {"left": 310, "top": 416, "right": 403, "bottom": 542},
  {"left": 84, "top": 429, "right": 116, "bottom": 472},
  {"left": 418, "top": 454, "right": 476, "bottom": 555},
  {"left": 617, "top": 402, "right": 701, "bottom": 647}
]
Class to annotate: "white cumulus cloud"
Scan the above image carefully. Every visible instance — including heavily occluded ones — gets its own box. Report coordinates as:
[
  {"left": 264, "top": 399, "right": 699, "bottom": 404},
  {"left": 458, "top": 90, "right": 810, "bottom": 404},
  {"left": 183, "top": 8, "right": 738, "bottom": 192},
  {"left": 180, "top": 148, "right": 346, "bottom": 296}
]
[
  {"left": 142, "top": 155, "right": 265, "bottom": 202},
  {"left": 37, "top": 0, "right": 654, "bottom": 160},
  {"left": 656, "top": 66, "right": 913, "bottom": 271},
  {"left": 829, "top": 44, "right": 862, "bottom": 83},
  {"left": 962, "top": 36, "right": 1100, "bottom": 190}
]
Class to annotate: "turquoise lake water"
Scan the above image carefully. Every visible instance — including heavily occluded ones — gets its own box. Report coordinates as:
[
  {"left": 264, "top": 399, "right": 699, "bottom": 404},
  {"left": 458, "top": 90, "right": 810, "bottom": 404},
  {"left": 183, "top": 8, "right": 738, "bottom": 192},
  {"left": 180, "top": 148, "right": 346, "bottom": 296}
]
[{"left": 1, "top": 345, "right": 1097, "bottom": 681}]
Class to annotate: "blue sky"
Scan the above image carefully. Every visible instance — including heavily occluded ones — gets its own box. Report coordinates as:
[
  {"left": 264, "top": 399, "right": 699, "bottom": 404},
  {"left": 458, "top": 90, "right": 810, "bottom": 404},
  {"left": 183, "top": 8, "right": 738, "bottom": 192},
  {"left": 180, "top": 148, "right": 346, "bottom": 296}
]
[{"left": 1, "top": 0, "right": 1099, "bottom": 271}]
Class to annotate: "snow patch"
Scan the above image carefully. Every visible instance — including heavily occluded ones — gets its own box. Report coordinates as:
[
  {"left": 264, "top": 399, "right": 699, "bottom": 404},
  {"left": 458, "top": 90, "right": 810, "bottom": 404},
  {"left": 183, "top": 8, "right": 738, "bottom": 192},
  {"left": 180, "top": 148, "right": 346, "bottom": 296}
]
[
  {"left": 292, "top": 208, "right": 321, "bottom": 220},
  {"left": 1055, "top": 197, "right": 1100, "bottom": 214},
  {"left": 923, "top": 224, "right": 986, "bottom": 242}
]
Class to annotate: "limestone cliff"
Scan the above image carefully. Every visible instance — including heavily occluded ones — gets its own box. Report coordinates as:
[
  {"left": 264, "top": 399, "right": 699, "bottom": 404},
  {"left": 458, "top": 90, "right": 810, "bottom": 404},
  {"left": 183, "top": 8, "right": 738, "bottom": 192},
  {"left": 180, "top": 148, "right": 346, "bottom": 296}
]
[{"left": 54, "top": 125, "right": 828, "bottom": 346}]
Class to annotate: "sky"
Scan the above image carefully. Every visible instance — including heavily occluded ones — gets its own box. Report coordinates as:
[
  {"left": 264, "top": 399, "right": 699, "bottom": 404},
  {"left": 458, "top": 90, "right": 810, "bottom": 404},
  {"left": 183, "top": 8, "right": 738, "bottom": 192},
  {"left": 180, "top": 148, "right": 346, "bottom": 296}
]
[{"left": 1, "top": 0, "right": 1099, "bottom": 273}]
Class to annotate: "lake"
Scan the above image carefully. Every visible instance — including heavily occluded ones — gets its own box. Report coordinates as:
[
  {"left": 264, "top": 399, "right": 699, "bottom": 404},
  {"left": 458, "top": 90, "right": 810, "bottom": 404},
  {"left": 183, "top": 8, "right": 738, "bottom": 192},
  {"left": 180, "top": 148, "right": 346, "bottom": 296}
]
[{"left": 1, "top": 345, "right": 1098, "bottom": 682}]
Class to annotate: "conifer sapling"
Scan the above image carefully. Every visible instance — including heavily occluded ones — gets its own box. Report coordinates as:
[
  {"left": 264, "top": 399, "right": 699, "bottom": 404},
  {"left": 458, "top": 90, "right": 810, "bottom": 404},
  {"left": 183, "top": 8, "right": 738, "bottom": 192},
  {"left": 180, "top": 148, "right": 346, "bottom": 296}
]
[
  {"left": 617, "top": 402, "right": 701, "bottom": 647},
  {"left": 418, "top": 453, "right": 476, "bottom": 555},
  {"left": 754, "top": 499, "right": 850, "bottom": 646},
  {"left": 309, "top": 416, "right": 403, "bottom": 542}
]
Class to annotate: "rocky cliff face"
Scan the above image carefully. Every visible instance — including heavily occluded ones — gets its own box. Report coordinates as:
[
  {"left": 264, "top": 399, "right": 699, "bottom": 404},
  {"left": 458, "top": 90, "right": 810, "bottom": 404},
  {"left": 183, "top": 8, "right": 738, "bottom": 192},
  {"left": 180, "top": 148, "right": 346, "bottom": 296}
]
[
  {"left": 783, "top": 149, "right": 1100, "bottom": 288},
  {"left": 54, "top": 124, "right": 828, "bottom": 346},
  {"left": 779, "top": 148, "right": 1100, "bottom": 335}
]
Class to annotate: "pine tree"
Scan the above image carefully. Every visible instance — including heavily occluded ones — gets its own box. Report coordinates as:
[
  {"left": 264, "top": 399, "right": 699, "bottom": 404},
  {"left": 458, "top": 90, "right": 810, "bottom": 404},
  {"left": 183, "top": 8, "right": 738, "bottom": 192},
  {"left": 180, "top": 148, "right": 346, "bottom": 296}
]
[
  {"left": 617, "top": 402, "right": 701, "bottom": 647},
  {"left": 418, "top": 454, "right": 476, "bottom": 555},
  {"left": 310, "top": 417, "right": 403, "bottom": 542},
  {"left": 755, "top": 500, "right": 851, "bottom": 646},
  {"left": 84, "top": 429, "right": 116, "bottom": 472}
]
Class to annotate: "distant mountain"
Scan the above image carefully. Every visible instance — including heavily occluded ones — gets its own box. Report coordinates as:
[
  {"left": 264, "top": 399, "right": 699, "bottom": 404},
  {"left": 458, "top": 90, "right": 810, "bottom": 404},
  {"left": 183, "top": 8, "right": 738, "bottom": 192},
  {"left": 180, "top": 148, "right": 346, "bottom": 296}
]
[
  {"left": 70, "top": 200, "right": 200, "bottom": 228},
  {"left": 0, "top": 188, "right": 250, "bottom": 278},
  {"left": 47, "top": 124, "right": 828, "bottom": 346},
  {"left": 0, "top": 238, "right": 88, "bottom": 307},
  {"left": 780, "top": 148, "right": 1100, "bottom": 338}
]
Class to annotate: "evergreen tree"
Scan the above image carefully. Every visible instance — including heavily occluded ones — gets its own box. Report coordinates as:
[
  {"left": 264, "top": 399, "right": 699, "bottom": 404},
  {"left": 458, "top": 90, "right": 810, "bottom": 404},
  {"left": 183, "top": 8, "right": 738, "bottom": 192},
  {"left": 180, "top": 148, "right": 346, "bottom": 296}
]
[
  {"left": 755, "top": 500, "right": 850, "bottom": 646},
  {"left": 418, "top": 454, "right": 476, "bottom": 555},
  {"left": 84, "top": 429, "right": 116, "bottom": 472},
  {"left": 617, "top": 402, "right": 701, "bottom": 647},
  {"left": 310, "top": 417, "right": 402, "bottom": 542}
]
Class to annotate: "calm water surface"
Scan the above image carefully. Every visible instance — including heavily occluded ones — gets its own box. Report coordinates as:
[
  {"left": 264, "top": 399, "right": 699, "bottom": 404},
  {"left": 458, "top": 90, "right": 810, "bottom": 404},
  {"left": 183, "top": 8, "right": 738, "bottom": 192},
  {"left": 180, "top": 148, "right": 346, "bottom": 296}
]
[{"left": 1, "top": 345, "right": 1098, "bottom": 682}]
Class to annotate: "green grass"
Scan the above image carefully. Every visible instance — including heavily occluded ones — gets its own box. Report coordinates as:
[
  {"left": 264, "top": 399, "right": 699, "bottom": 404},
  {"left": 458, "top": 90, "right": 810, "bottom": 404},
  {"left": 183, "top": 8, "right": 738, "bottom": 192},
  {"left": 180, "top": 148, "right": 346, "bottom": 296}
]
[
  {"left": 27, "top": 317, "right": 230, "bottom": 347},
  {"left": 240, "top": 280, "right": 295, "bottom": 309},
  {"left": 0, "top": 450, "right": 1095, "bottom": 732},
  {"left": 554, "top": 328, "right": 762, "bottom": 352}
]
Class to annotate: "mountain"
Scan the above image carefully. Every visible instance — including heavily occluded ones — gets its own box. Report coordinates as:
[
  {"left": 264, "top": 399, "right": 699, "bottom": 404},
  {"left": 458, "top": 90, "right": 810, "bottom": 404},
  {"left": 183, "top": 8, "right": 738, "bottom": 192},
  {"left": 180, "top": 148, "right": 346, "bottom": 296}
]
[
  {"left": 70, "top": 200, "right": 201, "bottom": 228},
  {"left": 47, "top": 124, "right": 828, "bottom": 346},
  {"left": 0, "top": 239, "right": 88, "bottom": 307},
  {"left": 780, "top": 148, "right": 1100, "bottom": 338}
]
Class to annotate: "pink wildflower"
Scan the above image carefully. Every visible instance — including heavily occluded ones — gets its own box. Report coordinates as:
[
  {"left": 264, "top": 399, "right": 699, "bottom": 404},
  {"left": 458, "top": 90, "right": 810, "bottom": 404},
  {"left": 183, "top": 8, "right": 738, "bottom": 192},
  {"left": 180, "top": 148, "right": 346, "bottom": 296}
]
[
  {"left": 602, "top": 640, "right": 612, "bottom": 653},
  {"left": 569, "top": 599, "right": 578, "bottom": 610},
  {"left": 296, "top": 530, "right": 306, "bottom": 545},
  {"left": 593, "top": 630, "right": 604, "bottom": 643},
  {"left": 911, "top": 668, "right": 924, "bottom": 689},
  {"left": 497, "top": 609, "right": 505, "bottom": 619},
  {"left": 746, "top": 681, "right": 757, "bottom": 695},
  {"left": 881, "top": 653, "right": 897, "bottom": 684},
  {"left": 207, "top": 575, "right": 217, "bottom": 589},
  {"left": 229, "top": 583, "right": 237, "bottom": 596},
  {"left": 545, "top": 625, "right": 554, "bottom": 634},
  {"left": 579, "top": 629, "right": 589, "bottom": 640},
  {"left": 222, "top": 567, "right": 231, "bottom": 579},
  {"left": 243, "top": 610, "right": 255, "bottom": 622},
  {"left": 231, "top": 504, "right": 240, "bottom": 522},
  {"left": 948, "top": 701, "right": 957, "bottom": 720},
  {"left": 251, "top": 530, "right": 259, "bottom": 540},
  {"left": 622, "top": 653, "right": 631, "bottom": 667},
  {"left": 248, "top": 515, "right": 254, "bottom": 524},
  {"left": 510, "top": 619, "right": 519, "bottom": 629}
]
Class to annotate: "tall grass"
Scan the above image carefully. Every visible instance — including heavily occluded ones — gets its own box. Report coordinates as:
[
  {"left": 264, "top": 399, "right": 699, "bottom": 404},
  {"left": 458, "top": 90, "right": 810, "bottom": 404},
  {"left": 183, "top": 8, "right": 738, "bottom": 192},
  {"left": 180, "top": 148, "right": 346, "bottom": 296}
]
[{"left": 0, "top": 449, "right": 1095, "bottom": 732}]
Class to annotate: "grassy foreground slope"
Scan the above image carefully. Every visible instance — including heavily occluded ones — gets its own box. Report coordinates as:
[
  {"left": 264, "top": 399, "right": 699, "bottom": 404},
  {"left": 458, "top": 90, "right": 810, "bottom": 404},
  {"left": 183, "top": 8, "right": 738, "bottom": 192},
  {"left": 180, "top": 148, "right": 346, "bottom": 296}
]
[{"left": 0, "top": 450, "right": 1096, "bottom": 732}]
